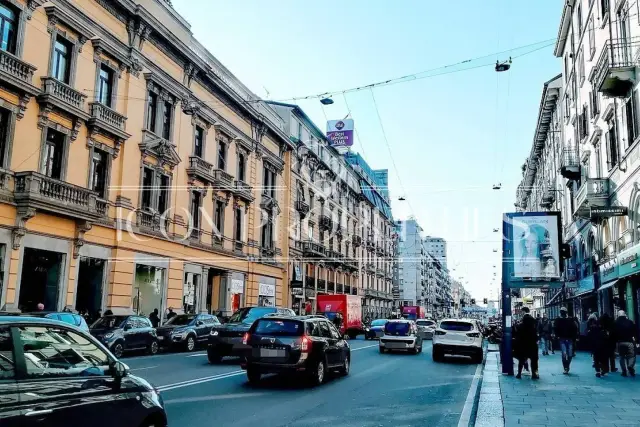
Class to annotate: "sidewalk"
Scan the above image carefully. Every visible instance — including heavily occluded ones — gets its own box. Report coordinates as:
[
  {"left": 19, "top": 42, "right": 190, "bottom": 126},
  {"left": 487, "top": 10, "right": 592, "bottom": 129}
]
[{"left": 493, "top": 351, "right": 640, "bottom": 427}]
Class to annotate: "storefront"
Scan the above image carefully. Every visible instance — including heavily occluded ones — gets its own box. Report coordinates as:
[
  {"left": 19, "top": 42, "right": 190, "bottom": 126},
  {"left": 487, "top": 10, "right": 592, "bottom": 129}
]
[
  {"left": 74, "top": 244, "right": 110, "bottom": 319},
  {"left": 183, "top": 264, "right": 205, "bottom": 314},
  {"left": 229, "top": 275, "right": 245, "bottom": 313},
  {"left": 613, "top": 244, "right": 640, "bottom": 322},
  {"left": 598, "top": 257, "right": 619, "bottom": 317},
  {"left": 258, "top": 278, "right": 276, "bottom": 307},
  {"left": 133, "top": 263, "right": 167, "bottom": 320}
]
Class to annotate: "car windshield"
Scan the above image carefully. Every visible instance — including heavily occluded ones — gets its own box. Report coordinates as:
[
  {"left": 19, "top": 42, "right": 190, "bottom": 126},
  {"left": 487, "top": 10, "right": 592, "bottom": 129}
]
[
  {"left": 165, "top": 315, "right": 196, "bottom": 326},
  {"left": 253, "top": 319, "right": 304, "bottom": 336},
  {"left": 440, "top": 321, "right": 473, "bottom": 332},
  {"left": 91, "top": 316, "right": 128, "bottom": 329},
  {"left": 371, "top": 319, "right": 387, "bottom": 326},
  {"left": 416, "top": 320, "right": 435, "bottom": 327},
  {"left": 228, "top": 308, "right": 275, "bottom": 324},
  {"left": 385, "top": 322, "right": 411, "bottom": 335}
]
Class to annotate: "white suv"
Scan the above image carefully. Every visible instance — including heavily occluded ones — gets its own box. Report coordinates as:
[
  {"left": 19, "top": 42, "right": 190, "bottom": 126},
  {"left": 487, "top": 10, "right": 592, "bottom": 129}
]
[{"left": 432, "top": 319, "right": 483, "bottom": 363}]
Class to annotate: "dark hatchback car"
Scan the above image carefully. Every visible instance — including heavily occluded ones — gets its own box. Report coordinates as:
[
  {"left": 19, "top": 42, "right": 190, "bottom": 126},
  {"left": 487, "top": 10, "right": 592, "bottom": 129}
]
[
  {"left": 242, "top": 315, "right": 350, "bottom": 386},
  {"left": 364, "top": 319, "right": 388, "bottom": 340},
  {"left": 208, "top": 306, "right": 295, "bottom": 363},
  {"left": 0, "top": 312, "right": 90, "bottom": 332},
  {"left": 90, "top": 315, "right": 159, "bottom": 358},
  {"left": 0, "top": 316, "right": 167, "bottom": 427},
  {"left": 156, "top": 313, "right": 220, "bottom": 351}
]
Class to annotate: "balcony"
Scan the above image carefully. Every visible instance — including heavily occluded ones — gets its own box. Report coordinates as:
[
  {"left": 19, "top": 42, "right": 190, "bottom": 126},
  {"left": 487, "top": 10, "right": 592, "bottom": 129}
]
[
  {"left": 136, "top": 210, "right": 169, "bottom": 233},
  {"left": 376, "top": 267, "right": 384, "bottom": 278},
  {"left": 343, "top": 257, "right": 358, "bottom": 271},
  {"left": 233, "top": 180, "right": 254, "bottom": 202},
  {"left": 366, "top": 237, "right": 375, "bottom": 251},
  {"left": 302, "top": 240, "right": 326, "bottom": 257},
  {"left": 88, "top": 102, "right": 130, "bottom": 141},
  {"left": 352, "top": 235, "right": 362, "bottom": 247},
  {"left": 540, "top": 185, "right": 556, "bottom": 209},
  {"left": 186, "top": 156, "right": 216, "bottom": 183},
  {"left": 327, "top": 250, "right": 344, "bottom": 266},
  {"left": 575, "top": 178, "right": 612, "bottom": 218},
  {"left": 213, "top": 169, "right": 234, "bottom": 191},
  {"left": 0, "top": 49, "right": 39, "bottom": 97},
  {"left": 294, "top": 200, "right": 310, "bottom": 217},
  {"left": 376, "top": 245, "right": 384, "bottom": 256},
  {"left": 365, "top": 263, "right": 376, "bottom": 274},
  {"left": 319, "top": 214, "right": 333, "bottom": 231},
  {"left": 594, "top": 39, "right": 640, "bottom": 98},
  {"left": 560, "top": 148, "right": 580, "bottom": 180},
  {"left": 38, "top": 77, "right": 88, "bottom": 121},
  {"left": 14, "top": 172, "right": 105, "bottom": 221}
]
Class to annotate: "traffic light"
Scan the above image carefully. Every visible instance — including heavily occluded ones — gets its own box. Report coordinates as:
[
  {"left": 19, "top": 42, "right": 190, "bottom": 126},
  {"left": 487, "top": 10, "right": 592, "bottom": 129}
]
[
  {"left": 471, "top": 298, "right": 476, "bottom": 305},
  {"left": 483, "top": 298, "right": 488, "bottom": 304}
]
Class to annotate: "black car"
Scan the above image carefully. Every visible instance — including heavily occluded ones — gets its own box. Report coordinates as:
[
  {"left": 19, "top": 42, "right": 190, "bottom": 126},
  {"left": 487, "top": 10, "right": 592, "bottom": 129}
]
[
  {"left": 242, "top": 315, "right": 351, "bottom": 386},
  {"left": 156, "top": 313, "right": 220, "bottom": 351},
  {"left": 207, "top": 306, "right": 295, "bottom": 363},
  {"left": 0, "top": 316, "right": 167, "bottom": 427},
  {"left": 90, "top": 315, "right": 159, "bottom": 358}
]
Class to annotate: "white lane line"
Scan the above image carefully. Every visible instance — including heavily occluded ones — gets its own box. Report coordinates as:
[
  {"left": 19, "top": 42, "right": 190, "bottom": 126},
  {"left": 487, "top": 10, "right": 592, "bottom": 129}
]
[
  {"left": 130, "top": 365, "right": 159, "bottom": 371},
  {"left": 164, "top": 392, "right": 266, "bottom": 404},
  {"left": 352, "top": 344, "right": 378, "bottom": 351},
  {"left": 185, "top": 353, "right": 208, "bottom": 357},
  {"left": 457, "top": 359, "right": 483, "bottom": 427},
  {"left": 156, "top": 371, "right": 244, "bottom": 392}
]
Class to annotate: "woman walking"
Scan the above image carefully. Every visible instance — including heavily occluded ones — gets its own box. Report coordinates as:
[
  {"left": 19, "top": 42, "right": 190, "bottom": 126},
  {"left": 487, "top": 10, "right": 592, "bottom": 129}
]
[{"left": 587, "top": 314, "right": 609, "bottom": 377}]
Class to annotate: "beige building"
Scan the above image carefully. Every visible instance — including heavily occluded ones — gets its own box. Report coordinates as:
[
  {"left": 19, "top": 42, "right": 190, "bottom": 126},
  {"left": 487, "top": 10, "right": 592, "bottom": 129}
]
[{"left": 0, "top": 0, "right": 294, "bottom": 320}]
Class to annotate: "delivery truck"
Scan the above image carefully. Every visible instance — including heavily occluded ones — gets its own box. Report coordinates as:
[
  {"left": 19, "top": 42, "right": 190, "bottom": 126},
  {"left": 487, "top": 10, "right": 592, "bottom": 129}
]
[
  {"left": 316, "top": 294, "right": 364, "bottom": 339},
  {"left": 401, "top": 306, "right": 426, "bottom": 320}
]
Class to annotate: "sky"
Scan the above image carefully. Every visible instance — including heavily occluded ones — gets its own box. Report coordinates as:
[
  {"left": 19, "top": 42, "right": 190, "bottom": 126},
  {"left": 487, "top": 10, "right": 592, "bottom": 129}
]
[{"left": 173, "top": 0, "right": 563, "bottom": 301}]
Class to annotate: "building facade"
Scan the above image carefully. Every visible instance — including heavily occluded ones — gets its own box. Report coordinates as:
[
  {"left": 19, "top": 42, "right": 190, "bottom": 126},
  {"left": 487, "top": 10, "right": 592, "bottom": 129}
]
[
  {"left": 0, "top": 0, "right": 294, "bottom": 320},
  {"left": 424, "top": 236, "right": 447, "bottom": 269},
  {"left": 396, "top": 218, "right": 426, "bottom": 306}
]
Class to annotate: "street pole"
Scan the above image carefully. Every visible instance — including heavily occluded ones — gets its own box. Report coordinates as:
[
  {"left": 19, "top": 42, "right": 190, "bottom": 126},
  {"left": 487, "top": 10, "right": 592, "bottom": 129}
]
[{"left": 501, "top": 216, "right": 514, "bottom": 376}]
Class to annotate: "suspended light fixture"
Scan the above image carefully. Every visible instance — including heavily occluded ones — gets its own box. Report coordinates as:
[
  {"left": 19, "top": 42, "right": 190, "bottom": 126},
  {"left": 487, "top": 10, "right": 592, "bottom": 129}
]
[
  {"left": 495, "top": 57, "right": 512, "bottom": 72},
  {"left": 320, "top": 97, "right": 334, "bottom": 105},
  {"left": 493, "top": 183, "right": 502, "bottom": 190}
]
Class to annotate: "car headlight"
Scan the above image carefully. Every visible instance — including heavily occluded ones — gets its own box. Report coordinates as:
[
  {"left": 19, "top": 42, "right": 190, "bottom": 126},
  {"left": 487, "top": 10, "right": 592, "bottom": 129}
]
[
  {"left": 210, "top": 330, "right": 219, "bottom": 336},
  {"left": 172, "top": 331, "right": 186, "bottom": 338},
  {"left": 365, "top": 328, "right": 370, "bottom": 332},
  {"left": 104, "top": 332, "right": 114, "bottom": 339}
]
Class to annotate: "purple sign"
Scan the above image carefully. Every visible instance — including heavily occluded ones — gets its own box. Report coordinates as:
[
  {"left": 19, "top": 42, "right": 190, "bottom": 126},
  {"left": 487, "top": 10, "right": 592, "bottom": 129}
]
[{"left": 327, "top": 119, "right": 354, "bottom": 147}]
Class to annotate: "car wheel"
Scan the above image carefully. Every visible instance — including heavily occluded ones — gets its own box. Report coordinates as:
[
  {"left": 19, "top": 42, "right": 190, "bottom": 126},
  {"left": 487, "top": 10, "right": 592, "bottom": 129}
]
[
  {"left": 207, "top": 348, "right": 223, "bottom": 364},
  {"left": 186, "top": 336, "right": 196, "bottom": 352},
  {"left": 310, "top": 358, "right": 326, "bottom": 386},
  {"left": 339, "top": 355, "right": 350, "bottom": 376},
  {"left": 246, "top": 367, "right": 261, "bottom": 384},
  {"left": 148, "top": 340, "right": 159, "bottom": 355},
  {"left": 432, "top": 348, "right": 442, "bottom": 362},
  {"left": 474, "top": 350, "right": 483, "bottom": 364},
  {"left": 112, "top": 342, "right": 124, "bottom": 358}
]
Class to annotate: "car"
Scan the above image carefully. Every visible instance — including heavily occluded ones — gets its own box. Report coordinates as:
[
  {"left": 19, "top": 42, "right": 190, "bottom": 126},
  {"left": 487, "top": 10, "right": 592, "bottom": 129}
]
[
  {"left": 0, "top": 316, "right": 167, "bottom": 427},
  {"left": 156, "top": 313, "right": 220, "bottom": 351},
  {"left": 364, "top": 319, "right": 388, "bottom": 340},
  {"left": 415, "top": 319, "right": 437, "bottom": 340},
  {"left": 379, "top": 319, "right": 423, "bottom": 354},
  {"left": 208, "top": 306, "right": 296, "bottom": 363},
  {"left": 432, "top": 318, "right": 484, "bottom": 363},
  {"left": 0, "top": 311, "right": 90, "bottom": 331},
  {"left": 90, "top": 315, "right": 159, "bottom": 358},
  {"left": 241, "top": 315, "right": 350, "bottom": 386}
]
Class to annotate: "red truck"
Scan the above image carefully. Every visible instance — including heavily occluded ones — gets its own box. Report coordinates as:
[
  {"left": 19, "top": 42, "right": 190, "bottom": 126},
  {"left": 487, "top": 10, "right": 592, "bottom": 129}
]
[
  {"left": 402, "top": 306, "right": 426, "bottom": 320},
  {"left": 316, "top": 294, "right": 364, "bottom": 339}
]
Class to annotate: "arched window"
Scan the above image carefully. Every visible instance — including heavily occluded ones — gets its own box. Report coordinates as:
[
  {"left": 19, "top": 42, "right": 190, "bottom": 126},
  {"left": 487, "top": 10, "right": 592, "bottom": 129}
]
[
  {"left": 618, "top": 216, "right": 630, "bottom": 250},
  {"left": 580, "top": 241, "right": 587, "bottom": 279},
  {"left": 602, "top": 219, "right": 613, "bottom": 259},
  {"left": 587, "top": 232, "right": 596, "bottom": 275}
]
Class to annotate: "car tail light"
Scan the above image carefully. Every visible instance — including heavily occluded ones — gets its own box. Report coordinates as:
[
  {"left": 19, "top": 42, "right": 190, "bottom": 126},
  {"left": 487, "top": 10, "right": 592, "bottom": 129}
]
[
  {"left": 434, "top": 330, "right": 446, "bottom": 336},
  {"left": 242, "top": 332, "right": 250, "bottom": 345},
  {"left": 467, "top": 332, "right": 481, "bottom": 338},
  {"left": 300, "top": 335, "right": 311, "bottom": 353}
]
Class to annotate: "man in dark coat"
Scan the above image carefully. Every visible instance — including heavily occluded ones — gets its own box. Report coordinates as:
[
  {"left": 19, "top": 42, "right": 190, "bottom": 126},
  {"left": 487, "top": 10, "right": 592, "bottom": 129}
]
[{"left": 515, "top": 307, "right": 539, "bottom": 379}]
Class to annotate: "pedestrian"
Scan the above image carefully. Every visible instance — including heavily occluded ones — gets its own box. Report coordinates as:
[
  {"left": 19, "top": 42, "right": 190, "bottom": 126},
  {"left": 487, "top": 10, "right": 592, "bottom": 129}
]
[
  {"left": 515, "top": 307, "right": 539, "bottom": 379},
  {"left": 166, "top": 307, "right": 176, "bottom": 321},
  {"left": 537, "top": 313, "right": 553, "bottom": 356},
  {"left": 36, "top": 303, "right": 44, "bottom": 311},
  {"left": 587, "top": 314, "right": 609, "bottom": 378},
  {"left": 149, "top": 308, "right": 160, "bottom": 328},
  {"left": 614, "top": 310, "right": 637, "bottom": 377},
  {"left": 104, "top": 309, "right": 113, "bottom": 316},
  {"left": 572, "top": 315, "right": 580, "bottom": 356},
  {"left": 600, "top": 312, "right": 618, "bottom": 373},
  {"left": 554, "top": 306, "right": 579, "bottom": 374}
]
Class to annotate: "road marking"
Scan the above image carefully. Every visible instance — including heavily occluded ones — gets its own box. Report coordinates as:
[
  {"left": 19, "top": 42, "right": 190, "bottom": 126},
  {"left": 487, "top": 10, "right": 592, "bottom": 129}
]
[
  {"left": 131, "top": 365, "right": 158, "bottom": 371},
  {"left": 457, "top": 359, "right": 483, "bottom": 427},
  {"left": 164, "top": 392, "right": 266, "bottom": 404},
  {"left": 157, "top": 371, "right": 244, "bottom": 392},
  {"left": 352, "top": 344, "right": 378, "bottom": 351},
  {"left": 185, "top": 353, "right": 208, "bottom": 357}
]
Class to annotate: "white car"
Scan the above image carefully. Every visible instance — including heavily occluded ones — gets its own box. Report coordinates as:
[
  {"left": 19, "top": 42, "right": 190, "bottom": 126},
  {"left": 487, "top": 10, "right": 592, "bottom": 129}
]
[
  {"left": 432, "top": 319, "right": 483, "bottom": 363},
  {"left": 415, "top": 319, "right": 436, "bottom": 340}
]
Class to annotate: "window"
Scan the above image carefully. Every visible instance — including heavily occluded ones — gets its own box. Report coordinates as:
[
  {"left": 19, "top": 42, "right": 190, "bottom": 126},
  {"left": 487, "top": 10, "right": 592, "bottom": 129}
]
[
  {"left": 90, "top": 148, "right": 107, "bottom": 198},
  {"left": 162, "top": 101, "right": 172, "bottom": 140},
  {"left": 141, "top": 167, "right": 169, "bottom": 213},
  {"left": 261, "top": 211, "right": 274, "bottom": 249},
  {"left": 141, "top": 167, "right": 153, "bottom": 209},
  {"left": 588, "top": 16, "right": 595, "bottom": 58},
  {"left": 237, "top": 152, "right": 246, "bottom": 182},
  {"left": 625, "top": 92, "right": 638, "bottom": 147},
  {"left": 146, "top": 91, "right": 157, "bottom": 132},
  {"left": 218, "top": 140, "right": 227, "bottom": 170},
  {"left": 0, "top": 326, "right": 14, "bottom": 379},
  {"left": 577, "top": 50, "right": 585, "bottom": 86},
  {"left": 234, "top": 206, "right": 242, "bottom": 241},
  {"left": 214, "top": 199, "right": 224, "bottom": 235},
  {"left": 0, "top": 3, "right": 16, "bottom": 54},
  {"left": 0, "top": 108, "right": 9, "bottom": 168},
  {"left": 158, "top": 174, "right": 169, "bottom": 213},
  {"left": 601, "top": 0, "right": 610, "bottom": 16},
  {"left": 576, "top": 3, "right": 582, "bottom": 35},
  {"left": 190, "top": 191, "right": 201, "bottom": 230},
  {"left": 194, "top": 126, "right": 204, "bottom": 157},
  {"left": 605, "top": 116, "right": 619, "bottom": 170},
  {"left": 590, "top": 90, "right": 600, "bottom": 118},
  {"left": 43, "top": 128, "right": 65, "bottom": 179},
  {"left": 97, "top": 65, "right": 113, "bottom": 107},
  {"left": 17, "top": 325, "right": 110, "bottom": 378},
  {"left": 52, "top": 36, "right": 71, "bottom": 83},
  {"left": 263, "top": 165, "right": 276, "bottom": 198}
]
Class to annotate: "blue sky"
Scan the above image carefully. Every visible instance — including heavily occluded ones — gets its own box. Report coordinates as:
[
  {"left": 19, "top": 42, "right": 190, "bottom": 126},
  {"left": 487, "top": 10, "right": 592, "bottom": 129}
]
[{"left": 174, "top": 0, "right": 562, "bottom": 300}]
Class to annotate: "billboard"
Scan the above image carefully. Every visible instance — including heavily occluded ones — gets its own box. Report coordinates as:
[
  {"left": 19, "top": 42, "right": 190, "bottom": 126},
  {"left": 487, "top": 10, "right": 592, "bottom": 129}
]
[
  {"left": 508, "top": 212, "right": 561, "bottom": 280},
  {"left": 327, "top": 119, "right": 354, "bottom": 147}
]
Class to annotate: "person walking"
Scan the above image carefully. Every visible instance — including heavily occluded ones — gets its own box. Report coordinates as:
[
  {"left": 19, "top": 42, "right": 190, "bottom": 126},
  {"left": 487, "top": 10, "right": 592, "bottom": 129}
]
[
  {"left": 600, "top": 312, "right": 618, "bottom": 373},
  {"left": 515, "top": 307, "right": 539, "bottom": 379},
  {"left": 149, "top": 308, "right": 160, "bottom": 328},
  {"left": 554, "top": 307, "right": 579, "bottom": 374},
  {"left": 614, "top": 310, "right": 637, "bottom": 377},
  {"left": 166, "top": 307, "right": 177, "bottom": 321},
  {"left": 587, "top": 314, "right": 610, "bottom": 378},
  {"left": 572, "top": 315, "right": 580, "bottom": 356},
  {"left": 537, "top": 314, "right": 553, "bottom": 356}
]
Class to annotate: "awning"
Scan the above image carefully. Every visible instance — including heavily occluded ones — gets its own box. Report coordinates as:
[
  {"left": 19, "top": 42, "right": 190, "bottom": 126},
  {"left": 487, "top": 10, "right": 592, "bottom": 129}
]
[
  {"left": 598, "top": 280, "right": 619, "bottom": 292},
  {"left": 573, "top": 288, "right": 595, "bottom": 298},
  {"left": 545, "top": 289, "right": 563, "bottom": 306}
]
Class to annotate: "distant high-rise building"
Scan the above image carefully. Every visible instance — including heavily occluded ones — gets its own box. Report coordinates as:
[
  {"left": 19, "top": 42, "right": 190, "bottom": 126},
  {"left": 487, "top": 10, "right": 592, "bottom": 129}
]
[{"left": 424, "top": 236, "right": 447, "bottom": 269}]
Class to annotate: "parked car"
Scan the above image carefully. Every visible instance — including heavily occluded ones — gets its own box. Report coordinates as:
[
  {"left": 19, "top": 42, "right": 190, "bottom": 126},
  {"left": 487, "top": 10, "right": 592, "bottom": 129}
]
[
  {"left": 379, "top": 319, "right": 423, "bottom": 354},
  {"left": 432, "top": 319, "right": 483, "bottom": 363},
  {"left": 0, "top": 316, "right": 167, "bottom": 427},
  {"left": 415, "top": 319, "right": 437, "bottom": 340},
  {"left": 0, "top": 311, "right": 89, "bottom": 331},
  {"left": 90, "top": 315, "right": 159, "bottom": 358},
  {"left": 365, "top": 319, "right": 388, "bottom": 340},
  {"left": 241, "top": 315, "right": 350, "bottom": 385},
  {"left": 208, "top": 306, "right": 296, "bottom": 363},
  {"left": 156, "top": 313, "right": 220, "bottom": 351}
]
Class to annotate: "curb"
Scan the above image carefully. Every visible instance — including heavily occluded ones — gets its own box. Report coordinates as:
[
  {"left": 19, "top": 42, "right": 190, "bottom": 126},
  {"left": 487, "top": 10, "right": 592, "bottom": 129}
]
[
  {"left": 471, "top": 351, "right": 505, "bottom": 427},
  {"left": 457, "top": 346, "right": 487, "bottom": 427}
]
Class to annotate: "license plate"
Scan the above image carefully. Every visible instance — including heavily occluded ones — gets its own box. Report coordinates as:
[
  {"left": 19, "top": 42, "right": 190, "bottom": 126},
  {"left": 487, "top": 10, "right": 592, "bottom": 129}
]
[
  {"left": 260, "top": 348, "right": 285, "bottom": 358},
  {"left": 157, "top": 336, "right": 164, "bottom": 340}
]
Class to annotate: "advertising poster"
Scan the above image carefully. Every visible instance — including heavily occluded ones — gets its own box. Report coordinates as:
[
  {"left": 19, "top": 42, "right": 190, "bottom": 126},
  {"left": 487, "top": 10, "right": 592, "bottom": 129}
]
[
  {"left": 326, "top": 119, "right": 354, "bottom": 147},
  {"left": 511, "top": 214, "right": 560, "bottom": 280}
]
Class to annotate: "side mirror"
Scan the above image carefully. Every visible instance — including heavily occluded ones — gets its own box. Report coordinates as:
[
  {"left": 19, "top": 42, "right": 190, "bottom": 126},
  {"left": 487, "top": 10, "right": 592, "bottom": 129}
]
[{"left": 112, "top": 361, "right": 129, "bottom": 379}]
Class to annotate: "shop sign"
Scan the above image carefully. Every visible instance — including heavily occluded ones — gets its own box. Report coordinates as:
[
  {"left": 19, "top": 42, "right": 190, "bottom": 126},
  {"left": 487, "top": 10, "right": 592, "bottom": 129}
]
[
  {"left": 576, "top": 275, "right": 595, "bottom": 295},
  {"left": 259, "top": 283, "right": 276, "bottom": 297},
  {"left": 231, "top": 279, "right": 244, "bottom": 294},
  {"left": 599, "top": 258, "right": 619, "bottom": 284},
  {"left": 291, "top": 288, "right": 303, "bottom": 298},
  {"left": 617, "top": 243, "right": 640, "bottom": 279},
  {"left": 294, "top": 264, "right": 303, "bottom": 281},
  {"left": 590, "top": 206, "right": 629, "bottom": 217}
]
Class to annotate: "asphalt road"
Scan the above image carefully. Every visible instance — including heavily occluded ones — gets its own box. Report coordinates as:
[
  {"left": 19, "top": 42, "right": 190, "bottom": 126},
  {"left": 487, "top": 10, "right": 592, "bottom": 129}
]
[{"left": 125, "top": 338, "right": 480, "bottom": 427}]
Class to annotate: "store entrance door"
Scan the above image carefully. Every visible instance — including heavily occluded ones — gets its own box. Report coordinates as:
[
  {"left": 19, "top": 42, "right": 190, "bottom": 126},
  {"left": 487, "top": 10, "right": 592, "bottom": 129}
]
[
  {"left": 75, "top": 258, "right": 105, "bottom": 319},
  {"left": 19, "top": 248, "right": 63, "bottom": 312}
]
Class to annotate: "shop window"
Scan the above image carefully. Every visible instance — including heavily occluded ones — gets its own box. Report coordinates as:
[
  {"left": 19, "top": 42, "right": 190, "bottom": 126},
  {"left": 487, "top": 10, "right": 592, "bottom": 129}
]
[
  {"left": 42, "top": 128, "right": 66, "bottom": 180},
  {"left": 97, "top": 64, "right": 113, "bottom": 108},
  {"left": 89, "top": 148, "right": 107, "bottom": 198},
  {"left": 133, "top": 264, "right": 165, "bottom": 319},
  {"left": 18, "top": 248, "right": 63, "bottom": 312},
  {"left": 183, "top": 272, "right": 200, "bottom": 314},
  {"left": 0, "top": 2, "right": 16, "bottom": 54},
  {"left": 52, "top": 36, "right": 71, "bottom": 84}
]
